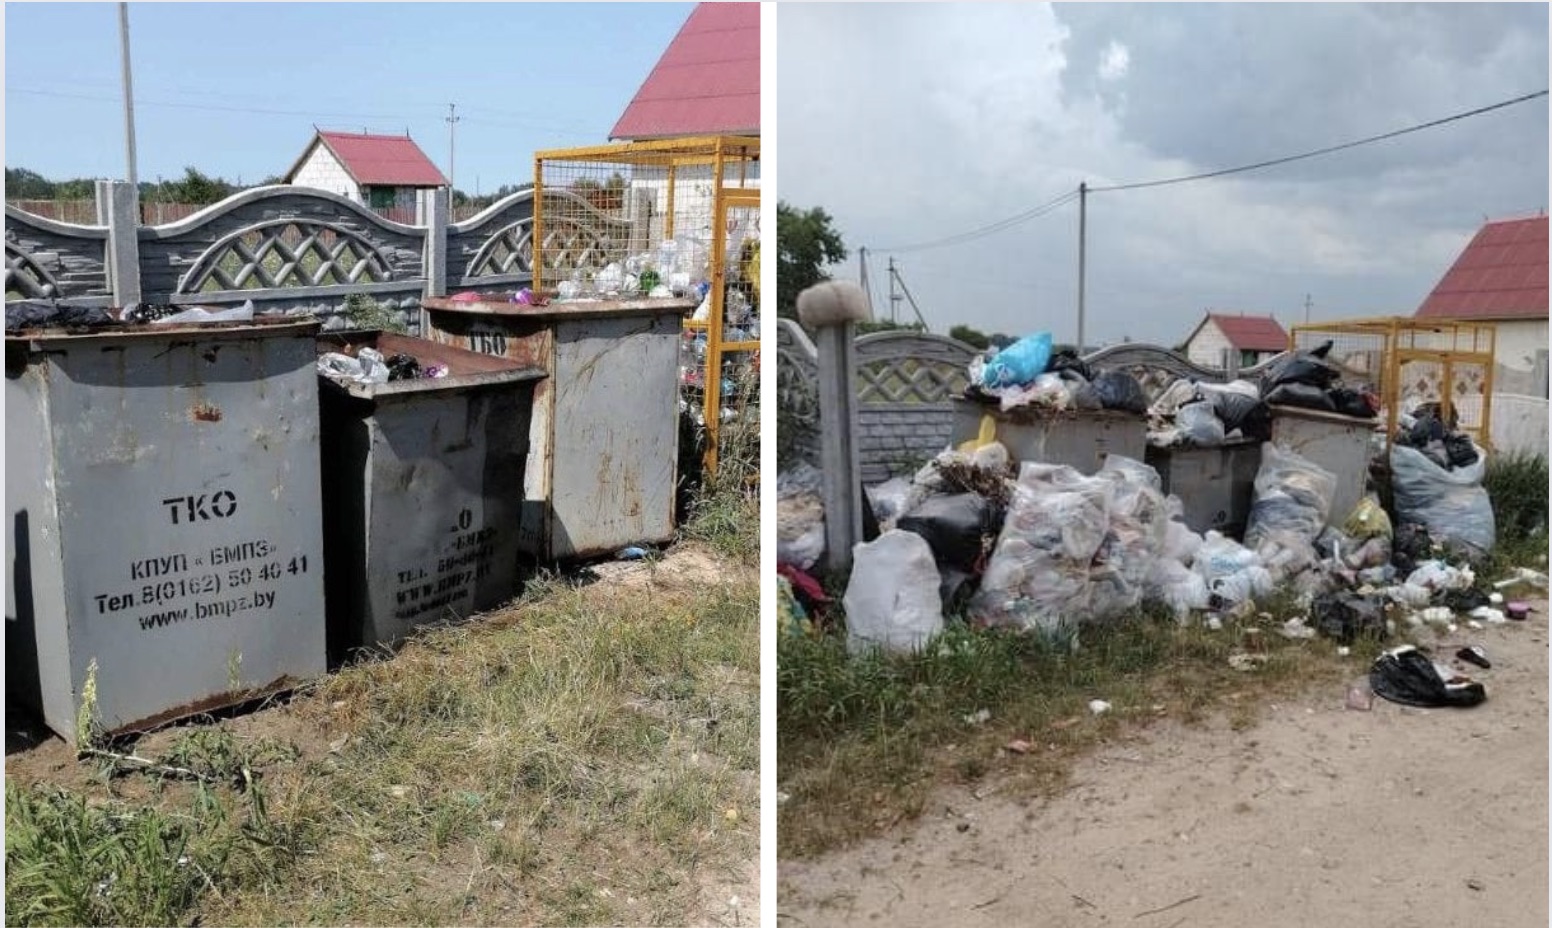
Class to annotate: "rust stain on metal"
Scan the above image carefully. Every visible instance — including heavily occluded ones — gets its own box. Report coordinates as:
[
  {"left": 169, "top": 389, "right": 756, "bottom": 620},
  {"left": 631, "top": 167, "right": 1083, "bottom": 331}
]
[
  {"left": 105, "top": 675, "right": 301, "bottom": 737},
  {"left": 191, "top": 401, "right": 223, "bottom": 422}
]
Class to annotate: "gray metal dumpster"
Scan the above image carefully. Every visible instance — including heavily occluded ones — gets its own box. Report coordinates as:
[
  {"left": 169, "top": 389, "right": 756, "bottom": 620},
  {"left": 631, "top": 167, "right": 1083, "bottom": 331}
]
[
  {"left": 948, "top": 398, "right": 1146, "bottom": 474},
  {"left": 5, "top": 318, "right": 326, "bottom": 743},
  {"left": 1268, "top": 405, "right": 1379, "bottom": 528},
  {"left": 316, "top": 331, "right": 545, "bottom": 662},
  {"left": 419, "top": 295, "right": 696, "bottom": 560},
  {"left": 1144, "top": 439, "right": 1262, "bottom": 536}
]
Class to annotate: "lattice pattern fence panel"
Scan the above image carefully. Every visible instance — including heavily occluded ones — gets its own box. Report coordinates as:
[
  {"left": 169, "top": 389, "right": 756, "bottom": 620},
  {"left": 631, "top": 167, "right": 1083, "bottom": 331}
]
[
  {"left": 5, "top": 243, "right": 59, "bottom": 299},
  {"left": 776, "top": 318, "right": 821, "bottom": 467},
  {"left": 179, "top": 220, "right": 392, "bottom": 294}
]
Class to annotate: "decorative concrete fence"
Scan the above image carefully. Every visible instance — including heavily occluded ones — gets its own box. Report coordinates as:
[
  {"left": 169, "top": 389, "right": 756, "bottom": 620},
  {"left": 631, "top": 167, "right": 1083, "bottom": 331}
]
[{"left": 4, "top": 181, "right": 634, "bottom": 333}]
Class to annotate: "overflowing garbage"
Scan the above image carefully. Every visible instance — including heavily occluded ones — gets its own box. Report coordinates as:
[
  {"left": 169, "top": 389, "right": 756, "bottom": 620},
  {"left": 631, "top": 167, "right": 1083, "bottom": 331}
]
[
  {"left": 317, "top": 346, "right": 448, "bottom": 385},
  {"left": 1146, "top": 342, "right": 1379, "bottom": 450},
  {"left": 5, "top": 298, "right": 258, "bottom": 333},
  {"left": 962, "top": 331, "right": 1148, "bottom": 416},
  {"left": 785, "top": 338, "right": 1541, "bottom": 705}
]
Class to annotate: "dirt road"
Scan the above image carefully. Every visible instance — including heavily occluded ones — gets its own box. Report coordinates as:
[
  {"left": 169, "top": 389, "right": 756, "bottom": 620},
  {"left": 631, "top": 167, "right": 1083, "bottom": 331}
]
[{"left": 779, "top": 603, "right": 1548, "bottom": 928}]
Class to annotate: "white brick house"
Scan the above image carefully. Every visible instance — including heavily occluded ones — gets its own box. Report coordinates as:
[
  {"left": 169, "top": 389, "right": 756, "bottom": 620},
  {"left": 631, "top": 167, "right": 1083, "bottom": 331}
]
[{"left": 283, "top": 130, "right": 447, "bottom": 212}]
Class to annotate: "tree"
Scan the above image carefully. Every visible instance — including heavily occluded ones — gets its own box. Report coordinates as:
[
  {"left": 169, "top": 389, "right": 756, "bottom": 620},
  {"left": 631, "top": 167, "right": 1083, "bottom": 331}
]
[
  {"left": 777, "top": 202, "right": 847, "bottom": 319},
  {"left": 159, "top": 167, "right": 235, "bottom": 204},
  {"left": 948, "top": 324, "right": 991, "bottom": 350},
  {"left": 5, "top": 168, "right": 54, "bottom": 199}
]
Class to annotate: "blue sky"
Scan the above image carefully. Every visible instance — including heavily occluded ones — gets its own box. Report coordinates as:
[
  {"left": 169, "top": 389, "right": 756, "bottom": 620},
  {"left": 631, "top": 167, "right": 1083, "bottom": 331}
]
[{"left": 4, "top": 2, "right": 694, "bottom": 192}]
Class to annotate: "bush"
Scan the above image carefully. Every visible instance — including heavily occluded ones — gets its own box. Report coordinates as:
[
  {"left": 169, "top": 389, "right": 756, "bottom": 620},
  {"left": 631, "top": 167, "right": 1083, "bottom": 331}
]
[{"left": 1484, "top": 451, "right": 1548, "bottom": 544}]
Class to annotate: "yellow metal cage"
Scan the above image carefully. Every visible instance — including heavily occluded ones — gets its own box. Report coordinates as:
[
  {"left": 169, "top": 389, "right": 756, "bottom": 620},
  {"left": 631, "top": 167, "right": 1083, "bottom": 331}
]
[
  {"left": 532, "top": 136, "right": 761, "bottom": 473},
  {"left": 1289, "top": 316, "right": 1497, "bottom": 450}
]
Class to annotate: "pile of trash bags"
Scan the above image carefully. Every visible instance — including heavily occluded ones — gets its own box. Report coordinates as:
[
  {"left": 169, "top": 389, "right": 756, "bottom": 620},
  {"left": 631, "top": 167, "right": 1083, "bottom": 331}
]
[
  {"left": 6, "top": 298, "right": 259, "bottom": 333},
  {"left": 963, "top": 332, "right": 1148, "bottom": 416},
  {"left": 1390, "top": 405, "right": 1494, "bottom": 557},
  {"left": 777, "top": 423, "right": 1527, "bottom": 659},
  {"left": 1258, "top": 340, "right": 1379, "bottom": 418},
  {"left": 1147, "top": 378, "right": 1271, "bottom": 448},
  {"left": 1146, "top": 342, "right": 1379, "bottom": 449}
]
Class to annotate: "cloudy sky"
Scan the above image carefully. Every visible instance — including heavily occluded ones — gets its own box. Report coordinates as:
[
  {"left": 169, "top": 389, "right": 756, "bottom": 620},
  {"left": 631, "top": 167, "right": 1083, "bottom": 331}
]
[{"left": 777, "top": 3, "right": 1549, "bottom": 347}]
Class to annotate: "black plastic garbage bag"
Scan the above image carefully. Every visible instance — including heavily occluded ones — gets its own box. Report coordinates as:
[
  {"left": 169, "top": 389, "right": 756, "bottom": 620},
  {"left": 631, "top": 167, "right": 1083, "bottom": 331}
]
[
  {"left": 1046, "top": 349, "right": 1094, "bottom": 382},
  {"left": 897, "top": 492, "right": 1000, "bottom": 574},
  {"left": 1441, "top": 586, "right": 1491, "bottom": 612},
  {"left": 1264, "top": 383, "right": 1336, "bottom": 411},
  {"left": 121, "top": 303, "right": 182, "bottom": 324},
  {"left": 5, "top": 300, "right": 114, "bottom": 332},
  {"left": 1211, "top": 392, "right": 1272, "bottom": 440},
  {"left": 1311, "top": 591, "right": 1388, "bottom": 643},
  {"left": 1091, "top": 370, "right": 1148, "bottom": 414},
  {"left": 1370, "top": 645, "right": 1486, "bottom": 708},
  {"left": 1391, "top": 523, "right": 1434, "bottom": 575},
  {"left": 1399, "top": 412, "right": 1447, "bottom": 448},
  {"left": 1444, "top": 433, "right": 1479, "bottom": 469},
  {"left": 1260, "top": 349, "right": 1340, "bottom": 396},
  {"left": 386, "top": 353, "right": 422, "bottom": 381},
  {"left": 1328, "top": 386, "right": 1378, "bottom": 419}
]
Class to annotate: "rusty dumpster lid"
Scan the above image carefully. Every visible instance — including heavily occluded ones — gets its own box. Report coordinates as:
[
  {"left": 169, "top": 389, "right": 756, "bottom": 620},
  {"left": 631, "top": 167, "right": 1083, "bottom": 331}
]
[
  {"left": 6, "top": 313, "right": 320, "bottom": 347},
  {"left": 316, "top": 329, "right": 546, "bottom": 399},
  {"left": 421, "top": 293, "right": 698, "bottom": 321}
]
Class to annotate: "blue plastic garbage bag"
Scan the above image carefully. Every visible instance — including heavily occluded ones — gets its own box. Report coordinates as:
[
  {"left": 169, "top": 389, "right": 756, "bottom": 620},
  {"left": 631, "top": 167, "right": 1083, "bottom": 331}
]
[{"left": 979, "top": 332, "right": 1053, "bottom": 389}]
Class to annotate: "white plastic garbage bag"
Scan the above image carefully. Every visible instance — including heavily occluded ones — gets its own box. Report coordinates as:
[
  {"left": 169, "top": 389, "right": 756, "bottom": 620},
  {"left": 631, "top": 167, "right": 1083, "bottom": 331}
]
[
  {"left": 1192, "top": 531, "right": 1273, "bottom": 605},
  {"left": 1390, "top": 443, "right": 1495, "bottom": 556},
  {"left": 777, "top": 492, "right": 825, "bottom": 570},
  {"left": 1243, "top": 443, "right": 1337, "bottom": 577},
  {"left": 844, "top": 530, "right": 944, "bottom": 655}
]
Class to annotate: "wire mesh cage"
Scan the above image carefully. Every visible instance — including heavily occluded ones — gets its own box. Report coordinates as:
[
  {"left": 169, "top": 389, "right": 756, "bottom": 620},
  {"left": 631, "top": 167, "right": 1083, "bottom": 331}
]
[
  {"left": 1291, "top": 316, "right": 1497, "bottom": 449},
  {"left": 533, "top": 136, "right": 761, "bottom": 472}
]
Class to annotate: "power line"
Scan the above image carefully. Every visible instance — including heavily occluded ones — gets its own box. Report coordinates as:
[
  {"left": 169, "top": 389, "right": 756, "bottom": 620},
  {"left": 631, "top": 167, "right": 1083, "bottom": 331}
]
[
  {"left": 1090, "top": 88, "right": 1549, "bottom": 193},
  {"left": 874, "top": 188, "right": 1080, "bottom": 254},
  {"left": 5, "top": 86, "right": 412, "bottom": 123}
]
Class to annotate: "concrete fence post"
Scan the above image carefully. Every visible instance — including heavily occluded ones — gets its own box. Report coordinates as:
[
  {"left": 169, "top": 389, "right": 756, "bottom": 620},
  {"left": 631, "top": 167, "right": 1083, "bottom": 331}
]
[
  {"left": 799, "top": 281, "right": 873, "bottom": 573},
  {"left": 101, "top": 180, "right": 141, "bottom": 306},
  {"left": 419, "top": 187, "right": 450, "bottom": 299}
]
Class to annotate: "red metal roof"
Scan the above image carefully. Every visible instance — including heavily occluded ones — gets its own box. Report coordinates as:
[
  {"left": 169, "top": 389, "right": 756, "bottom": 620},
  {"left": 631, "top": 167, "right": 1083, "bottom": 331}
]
[
  {"left": 1207, "top": 313, "right": 1289, "bottom": 351},
  {"left": 1416, "top": 216, "right": 1549, "bottom": 320},
  {"left": 306, "top": 131, "right": 448, "bottom": 187},
  {"left": 609, "top": 3, "right": 759, "bottom": 140}
]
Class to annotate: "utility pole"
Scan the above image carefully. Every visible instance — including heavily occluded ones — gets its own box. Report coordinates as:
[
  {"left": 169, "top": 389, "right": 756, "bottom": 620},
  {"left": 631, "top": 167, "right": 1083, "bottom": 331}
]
[
  {"left": 887, "top": 256, "right": 901, "bottom": 324},
  {"left": 1304, "top": 293, "right": 1313, "bottom": 324},
  {"left": 445, "top": 103, "right": 461, "bottom": 196},
  {"left": 118, "top": 2, "right": 138, "bottom": 189},
  {"left": 1076, "top": 181, "right": 1087, "bottom": 352},
  {"left": 858, "top": 246, "right": 872, "bottom": 317}
]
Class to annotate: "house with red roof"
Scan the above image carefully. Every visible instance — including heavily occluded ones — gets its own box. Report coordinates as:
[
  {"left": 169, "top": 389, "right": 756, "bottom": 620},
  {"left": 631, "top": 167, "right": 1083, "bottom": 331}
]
[
  {"left": 283, "top": 130, "right": 448, "bottom": 213},
  {"left": 1182, "top": 312, "right": 1290, "bottom": 371},
  {"left": 1415, "top": 214, "right": 1548, "bottom": 382},
  {"left": 610, "top": 2, "right": 759, "bottom": 141}
]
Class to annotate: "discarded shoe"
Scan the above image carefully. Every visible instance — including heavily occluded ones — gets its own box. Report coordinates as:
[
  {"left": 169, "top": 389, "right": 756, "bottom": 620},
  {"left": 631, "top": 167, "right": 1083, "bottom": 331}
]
[{"left": 1455, "top": 645, "right": 1491, "bottom": 670}]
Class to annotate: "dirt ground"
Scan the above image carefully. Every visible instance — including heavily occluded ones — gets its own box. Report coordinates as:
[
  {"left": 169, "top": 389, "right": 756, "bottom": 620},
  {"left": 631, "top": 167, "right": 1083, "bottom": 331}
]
[{"left": 779, "top": 600, "right": 1549, "bottom": 928}]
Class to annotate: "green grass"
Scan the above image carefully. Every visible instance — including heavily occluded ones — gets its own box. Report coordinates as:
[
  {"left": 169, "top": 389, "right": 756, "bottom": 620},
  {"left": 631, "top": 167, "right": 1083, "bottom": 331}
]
[
  {"left": 679, "top": 364, "right": 759, "bottom": 567},
  {"left": 778, "top": 599, "right": 1389, "bottom": 858},
  {"left": 5, "top": 734, "right": 305, "bottom": 927},
  {"left": 9, "top": 557, "right": 758, "bottom": 926}
]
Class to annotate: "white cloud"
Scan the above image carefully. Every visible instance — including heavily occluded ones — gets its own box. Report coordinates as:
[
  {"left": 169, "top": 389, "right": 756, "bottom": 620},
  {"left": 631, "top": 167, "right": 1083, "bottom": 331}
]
[{"left": 1098, "top": 40, "right": 1130, "bottom": 82}]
